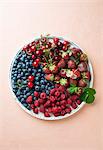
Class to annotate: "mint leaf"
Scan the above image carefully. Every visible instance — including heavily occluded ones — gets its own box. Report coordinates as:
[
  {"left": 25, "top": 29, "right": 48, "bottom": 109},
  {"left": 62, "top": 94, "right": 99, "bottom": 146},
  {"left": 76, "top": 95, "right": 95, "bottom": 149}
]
[
  {"left": 68, "top": 86, "right": 78, "bottom": 94},
  {"left": 84, "top": 88, "right": 96, "bottom": 95},
  {"left": 86, "top": 95, "right": 95, "bottom": 104},
  {"left": 80, "top": 88, "right": 96, "bottom": 104}
]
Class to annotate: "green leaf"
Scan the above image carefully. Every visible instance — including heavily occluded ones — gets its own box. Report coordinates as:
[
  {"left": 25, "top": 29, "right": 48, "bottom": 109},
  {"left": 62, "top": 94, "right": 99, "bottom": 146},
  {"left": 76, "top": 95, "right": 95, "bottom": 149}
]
[
  {"left": 86, "top": 95, "right": 95, "bottom": 104},
  {"left": 68, "top": 86, "right": 78, "bottom": 94},
  {"left": 84, "top": 88, "right": 96, "bottom": 95},
  {"left": 80, "top": 88, "right": 96, "bottom": 104},
  {"left": 80, "top": 92, "right": 89, "bottom": 102}
]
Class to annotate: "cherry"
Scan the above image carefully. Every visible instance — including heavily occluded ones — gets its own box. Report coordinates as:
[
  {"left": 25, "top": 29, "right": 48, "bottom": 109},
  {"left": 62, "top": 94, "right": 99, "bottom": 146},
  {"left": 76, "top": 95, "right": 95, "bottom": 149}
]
[
  {"left": 53, "top": 38, "right": 59, "bottom": 44},
  {"left": 35, "top": 58, "right": 41, "bottom": 63},
  {"left": 27, "top": 82, "right": 34, "bottom": 88},
  {"left": 28, "top": 75, "right": 35, "bottom": 82},
  {"left": 36, "top": 50, "right": 43, "bottom": 55},
  {"left": 63, "top": 40, "right": 69, "bottom": 46},
  {"left": 32, "top": 61, "right": 39, "bottom": 67}
]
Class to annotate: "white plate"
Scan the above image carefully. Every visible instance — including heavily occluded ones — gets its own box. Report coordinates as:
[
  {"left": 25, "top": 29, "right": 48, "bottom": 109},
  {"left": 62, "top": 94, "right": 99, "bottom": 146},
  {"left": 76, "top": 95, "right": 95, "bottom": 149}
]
[{"left": 9, "top": 36, "right": 94, "bottom": 120}]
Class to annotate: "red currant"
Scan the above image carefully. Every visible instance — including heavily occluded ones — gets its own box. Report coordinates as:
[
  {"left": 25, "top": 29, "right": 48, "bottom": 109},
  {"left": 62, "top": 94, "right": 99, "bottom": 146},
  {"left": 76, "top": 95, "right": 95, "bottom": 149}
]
[
  {"left": 31, "top": 55, "right": 36, "bottom": 59},
  {"left": 28, "top": 75, "right": 35, "bottom": 82},
  {"left": 28, "top": 82, "right": 34, "bottom": 88}
]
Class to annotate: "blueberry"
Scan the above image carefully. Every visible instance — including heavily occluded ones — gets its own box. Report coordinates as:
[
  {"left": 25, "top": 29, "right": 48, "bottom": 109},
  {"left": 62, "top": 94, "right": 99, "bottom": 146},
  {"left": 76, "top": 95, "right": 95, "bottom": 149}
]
[
  {"left": 46, "top": 90, "right": 49, "bottom": 95},
  {"left": 16, "top": 90, "right": 21, "bottom": 96},
  {"left": 40, "top": 80, "right": 45, "bottom": 85},
  {"left": 35, "top": 86, "right": 40, "bottom": 92},
  {"left": 23, "top": 103, "right": 28, "bottom": 107},
  {"left": 20, "top": 57, "right": 25, "bottom": 62},
  {"left": 38, "top": 69, "right": 42, "bottom": 73},
  {"left": 41, "top": 85, "right": 45, "bottom": 89},
  {"left": 45, "top": 85, "right": 48, "bottom": 89},
  {"left": 28, "top": 68, "right": 32, "bottom": 72},
  {"left": 35, "top": 81, "right": 40, "bottom": 85},
  {"left": 24, "top": 95, "right": 27, "bottom": 99},
  {"left": 27, "top": 105, "right": 31, "bottom": 110},
  {"left": 22, "top": 76, "right": 26, "bottom": 80},
  {"left": 36, "top": 73, "right": 41, "bottom": 77},
  {"left": 41, "top": 74, "right": 44, "bottom": 77},
  {"left": 26, "top": 93, "right": 30, "bottom": 96},
  {"left": 23, "top": 80, "right": 27, "bottom": 84},
  {"left": 34, "top": 97, "right": 36, "bottom": 100},
  {"left": 26, "top": 87, "right": 29, "bottom": 91},
  {"left": 35, "top": 77, "right": 39, "bottom": 81},
  {"left": 48, "top": 87, "right": 51, "bottom": 90},
  {"left": 22, "top": 63, "right": 25, "bottom": 68}
]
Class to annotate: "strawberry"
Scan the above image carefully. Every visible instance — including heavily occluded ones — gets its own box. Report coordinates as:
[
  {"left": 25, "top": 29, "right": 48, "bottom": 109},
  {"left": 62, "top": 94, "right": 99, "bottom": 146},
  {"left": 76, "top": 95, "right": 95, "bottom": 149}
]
[
  {"left": 45, "top": 74, "right": 54, "bottom": 81},
  {"left": 43, "top": 67, "right": 51, "bottom": 74},
  {"left": 49, "top": 64, "right": 58, "bottom": 74},
  {"left": 59, "top": 69, "right": 66, "bottom": 77},
  {"left": 57, "top": 59, "right": 66, "bottom": 68},
  {"left": 26, "top": 96, "right": 32, "bottom": 104},
  {"left": 82, "top": 71, "right": 91, "bottom": 80},
  {"left": 55, "top": 75, "right": 61, "bottom": 81},
  {"left": 69, "top": 78, "right": 77, "bottom": 86},
  {"left": 68, "top": 60, "right": 76, "bottom": 69},
  {"left": 78, "top": 79, "right": 87, "bottom": 87},
  {"left": 80, "top": 53, "right": 88, "bottom": 61},
  {"left": 71, "top": 69, "right": 81, "bottom": 79},
  {"left": 71, "top": 48, "right": 81, "bottom": 58},
  {"left": 60, "top": 78, "right": 69, "bottom": 87},
  {"left": 78, "top": 62, "right": 87, "bottom": 72},
  {"left": 62, "top": 51, "right": 69, "bottom": 60}
]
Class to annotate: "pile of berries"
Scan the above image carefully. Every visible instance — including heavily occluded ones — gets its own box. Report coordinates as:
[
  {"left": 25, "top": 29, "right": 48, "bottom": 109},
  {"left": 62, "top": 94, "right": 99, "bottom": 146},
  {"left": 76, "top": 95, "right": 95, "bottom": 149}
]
[{"left": 11, "top": 35, "right": 91, "bottom": 118}]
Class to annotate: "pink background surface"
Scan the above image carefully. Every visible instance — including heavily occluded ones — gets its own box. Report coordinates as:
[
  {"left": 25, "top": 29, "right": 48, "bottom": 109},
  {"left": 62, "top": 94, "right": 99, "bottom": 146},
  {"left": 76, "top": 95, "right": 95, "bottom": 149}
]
[{"left": 0, "top": 1, "right": 103, "bottom": 150}]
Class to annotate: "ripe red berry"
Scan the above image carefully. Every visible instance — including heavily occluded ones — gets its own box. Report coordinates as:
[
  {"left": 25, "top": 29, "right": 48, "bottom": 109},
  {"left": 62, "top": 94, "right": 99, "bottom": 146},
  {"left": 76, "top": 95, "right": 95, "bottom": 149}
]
[
  {"left": 65, "top": 107, "right": 71, "bottom": 113},
  {"left": 60, "top": 94, "right": 66, "bottom": 100},
  {"left": 28, "top": 75, "right": 35, "bottom": 82},
  {"left": 44, "top": 112, "right": 50, "bottom": 117},
  {"left": 32, "top": 61, "right": 39, "bottom": 67},
  {"left": 26, "top": 96, "right": 32, "bottom": 104},
  {"left": 71, "top": 102, "right": 77, "bottom": 109},
  {"left": 31, "top": 55, "right": 36, "bottom": 59},
  {"left": 76, "top": 99, "right": 81, "bottom": 105},
  {"left": 33, "top": 108, "right": 38, "bottom": 114},
  {"left": 63, "top": 40, "right": 69, "bottom": 46},
  {"left": 50, "top": 88, "right": 56, "bottom": 95},
  {"left": 34, "top": 91, "right": 39, "bottom": 97},
  {"left": 67, "top": 98, "right": 72, "bottom": 105},
  {"left": 49, "top": 96, "right": 56, "bottom": 102},
  {"left": 53, "top": 38, "right": 59, "bottom": 44},
  {"left": 48, "top": 107, "right": 52, "bottom": 113},
  {"left": 55, "top": 91, "right": 60, "bottom": 97},
  {"left": 35, "top": 58, "right": 41, "bottom": 63},
  {"left": 28, "top": 82, "right": 34, "bottom": 88},
  {"left": 40, "top": 92, "right": 47, "bottom": 99},
  {"left": 39, "top": 105, "right": 45, "bottom": 113},
  {"left": 36, "top": 50, "right": 43, "bottom": 55},
  {"left": 61, "top": 110, "right": 66, "bottom": 116},
  {"left": 52, "top": 107, "right": 58, "bottom": 114},
  {"left": 71, "top": 95, "right": 79, "bottom": 101},
  {"left": 30, "top": 104, "right": 35, "bottom": 109},
  {"left": 34, "top": 100, "right": 40, "bottom": 107}
]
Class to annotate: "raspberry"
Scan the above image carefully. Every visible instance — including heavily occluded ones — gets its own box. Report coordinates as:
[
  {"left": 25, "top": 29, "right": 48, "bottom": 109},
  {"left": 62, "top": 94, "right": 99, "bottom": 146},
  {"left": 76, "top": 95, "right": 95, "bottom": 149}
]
[
  {"left": 49, "top": 96, "right": 56, "bottom": 102},
  {"left": 54, "top": 113, "right": 60, "bottom": 117},
  {"left": 60, "top": 94, "right": 66, "bottom": 100},
  {"left": 34, "top": 91, "right": 39, "bottom": 97},
  {"left": 50, "top": 88, "right": 56, "bottom": 95},
  {"left": 58, "top": 85, "right": 65, "bottom": 92},
  {"left": 38, "top": 98, "right": 45, "bottom": 104},
  {"left": 30, "top": 104, "right": 35, "bottom": 109},
  {"left": 56, "top": 102, "right": 60, "bottom": 106},
  {"left": 33, "top": 108, "right": 38, "bottom": 114},
  {"left": 34, "top": 100, "right": 40, "bottom": 107},
  {"left": 52, "top": 107, "right": 58, "bottom": 114},
  {"left": 39, "top": 105, "right": 45, "bottom": 113},
  {"left": 40, "top": 92, "right": 47, "bottom": 99},
  {"left": 71, "top": 95, "right": 79, "bottom": 101},
  {"left": 61, "top": 105, "right": 66, "bottom": 109},
  {"left": 67, "top": 98, "right": 72, "bottom": 105},
  {"left": 48, "top": 107, "right": 52, "bottom": 113},
  {"left": 60, "top": 100, "right": 67, "bottom": 106},
  {"left": 44, "top": 112, "right": 50, "bottom": 117},
  {"left": 44, "top": 100, "right": 51, "bottom": 107},
  {"left": 76, "top": 99, "right": 81, "bottom": 105},
  {"left": 55, "top": 91, "right": 60, "bottom": 97},
  {"left": 65, "top": 107, "right": 71, "bottom": 113},
  {"left": 71, "top": 102, "right": 77, "bottom": 109},
  {"left": 61, "top": 110, "right": 66, "bottom": 116},
  {"left": 26, "top": 96, "right": 32, "bottom": 104}
]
